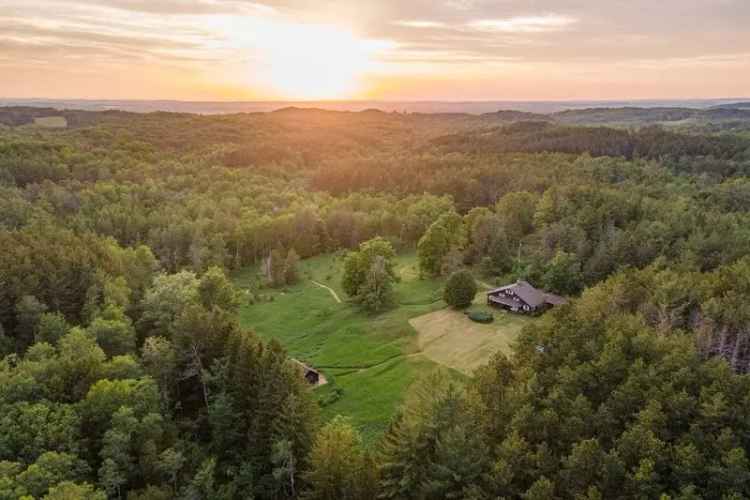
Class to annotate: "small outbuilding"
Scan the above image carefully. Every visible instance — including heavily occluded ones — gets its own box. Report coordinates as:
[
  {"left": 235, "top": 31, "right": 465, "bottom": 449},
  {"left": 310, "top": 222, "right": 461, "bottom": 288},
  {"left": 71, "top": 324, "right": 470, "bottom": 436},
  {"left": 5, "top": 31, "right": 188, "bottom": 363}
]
[
  {"left": 291, "top": 359, "right": 325, "bottom": 386},
  {"left": 487, "top": 280, "right": 567, "bottom": 314}
]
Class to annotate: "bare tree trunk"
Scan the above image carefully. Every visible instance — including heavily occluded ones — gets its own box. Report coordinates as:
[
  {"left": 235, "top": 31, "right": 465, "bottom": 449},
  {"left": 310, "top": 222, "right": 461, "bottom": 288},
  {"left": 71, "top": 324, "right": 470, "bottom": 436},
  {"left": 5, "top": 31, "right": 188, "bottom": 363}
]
[
  {"left": 731, "top": 333, "right": 742, "bottom": 371},
  {"left": 289, "top": 453, "right": 296, "bottom": 498},
  {"left": 657, "top": 306, "right": 671, "bottom": 334},
  {"left": 719, "top": 327, "right": 728, "bottom": 357},
  {"left": 192, "top": 344, "right": 210, "bottom": 411},
  {"left": 695, "top": 318, "right": 712, "bottom": 358}
]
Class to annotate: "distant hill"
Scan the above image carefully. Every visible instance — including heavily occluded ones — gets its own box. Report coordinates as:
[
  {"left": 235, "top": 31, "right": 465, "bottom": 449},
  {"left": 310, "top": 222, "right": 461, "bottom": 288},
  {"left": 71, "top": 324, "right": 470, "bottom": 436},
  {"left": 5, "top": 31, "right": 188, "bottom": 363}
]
[
  {"left": 552, "top": 107, "right": 696, "bottom": 124},
  {"left": 3, "top": 102, "right": 750, "bottom": 136},
  {"left": 711, "top": 102, "right": 750, "bottom": 110},
  {"left": 1, "top": 97, "right": 748, "bottom": 115},
  {"left": 549, "top": 106, "right": 750, "bottom": 125}
]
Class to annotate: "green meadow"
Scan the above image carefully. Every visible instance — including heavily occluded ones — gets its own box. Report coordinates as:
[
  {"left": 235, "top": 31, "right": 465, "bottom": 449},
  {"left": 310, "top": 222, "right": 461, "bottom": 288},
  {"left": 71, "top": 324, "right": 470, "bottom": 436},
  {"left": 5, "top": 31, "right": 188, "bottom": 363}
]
[
  {"left": 235, "top": 253, "right": 526, "bottom": 442},
  {"left": 32, "top": 116, "right": 68, "bottom": 128}
]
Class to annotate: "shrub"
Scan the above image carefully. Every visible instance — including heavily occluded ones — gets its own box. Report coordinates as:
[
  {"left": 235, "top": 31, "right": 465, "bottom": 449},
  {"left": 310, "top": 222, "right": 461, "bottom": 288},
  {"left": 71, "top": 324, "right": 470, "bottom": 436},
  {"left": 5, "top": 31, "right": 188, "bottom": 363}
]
[
  {"left": 318, "top": 387, "right": 344, "bottom": 407},
  {"left": 467, "top": 311, "right": 494, "bottom": 323}
]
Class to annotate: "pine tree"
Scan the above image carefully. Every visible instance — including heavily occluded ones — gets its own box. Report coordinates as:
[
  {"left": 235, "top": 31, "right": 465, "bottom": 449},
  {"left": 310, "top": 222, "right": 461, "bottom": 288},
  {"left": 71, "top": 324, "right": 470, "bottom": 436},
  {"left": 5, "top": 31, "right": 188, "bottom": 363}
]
[
  {"left": 183, "top": 458, "right": 219, "bottom": 500},
  {"left": 303, "top": 416, "right": 376, "bottom": 500},
  {"left": 424, "top": 424, "right": 491, "bottom": 499},
  {"left": 271, "top": 439, "right": 296, "bottom": 498},
  {"left": 379, "top": 373, "right": 476, "bottom": 499},
  {"left": 523, "top": 477, "right": 555, "bottom": 500}
]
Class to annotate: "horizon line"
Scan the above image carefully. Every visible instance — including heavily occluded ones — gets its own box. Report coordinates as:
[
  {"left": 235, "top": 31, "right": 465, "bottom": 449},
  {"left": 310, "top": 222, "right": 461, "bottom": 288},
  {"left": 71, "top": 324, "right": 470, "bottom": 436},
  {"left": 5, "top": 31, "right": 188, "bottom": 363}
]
[{"left": 3, "top": 96, "right": 750, "bottom": 104}]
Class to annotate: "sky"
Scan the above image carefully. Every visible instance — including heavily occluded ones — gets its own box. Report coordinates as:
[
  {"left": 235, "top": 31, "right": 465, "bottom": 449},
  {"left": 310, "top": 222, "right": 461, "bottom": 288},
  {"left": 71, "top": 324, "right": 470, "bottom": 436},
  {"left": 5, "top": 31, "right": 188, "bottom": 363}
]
[{"left": 2, "top": 0, "right": 750, "bottom": 101}]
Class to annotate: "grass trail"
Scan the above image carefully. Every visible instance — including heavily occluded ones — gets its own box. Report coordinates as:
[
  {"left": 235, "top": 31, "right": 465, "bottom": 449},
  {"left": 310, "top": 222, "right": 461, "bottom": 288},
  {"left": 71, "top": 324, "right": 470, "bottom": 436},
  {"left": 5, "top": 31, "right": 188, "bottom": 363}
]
[
  {"left": 311, "top": 280, "right": 342, "bottom": 303},
  {"left": 477, "top": 279, "right": 495, "bottom": 290}
]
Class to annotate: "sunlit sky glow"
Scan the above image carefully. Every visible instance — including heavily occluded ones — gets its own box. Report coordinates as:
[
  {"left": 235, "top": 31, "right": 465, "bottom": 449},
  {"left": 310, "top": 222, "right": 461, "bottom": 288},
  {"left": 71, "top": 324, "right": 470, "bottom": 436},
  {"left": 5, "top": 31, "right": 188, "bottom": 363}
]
[{"left": 2, "top": 0, "right": 749, "bottom": 100}]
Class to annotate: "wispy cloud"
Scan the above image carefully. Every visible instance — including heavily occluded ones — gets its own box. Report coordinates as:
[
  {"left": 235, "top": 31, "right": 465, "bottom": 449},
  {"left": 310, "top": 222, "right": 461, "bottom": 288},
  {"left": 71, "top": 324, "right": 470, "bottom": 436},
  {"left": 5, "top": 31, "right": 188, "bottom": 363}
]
[
  {"left": 467, "top": 15, "right": 577, "bottom": 33},
  {"left": 394, "top": 20, "right": 447, "bottom": 29},
  {"left": 40, "top": 0, "right": 276, "bottom": 15},
  {"left": 443, "top": 0, "right": 482, "bottom": 11}
]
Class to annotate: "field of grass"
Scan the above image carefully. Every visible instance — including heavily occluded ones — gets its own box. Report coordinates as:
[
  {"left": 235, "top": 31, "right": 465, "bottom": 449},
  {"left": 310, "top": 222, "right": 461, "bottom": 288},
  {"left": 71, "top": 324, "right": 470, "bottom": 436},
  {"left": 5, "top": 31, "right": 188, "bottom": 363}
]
[
  {"left": 32, "top": 116, "right": 67, "bottom": 128},
  {"left": 235, "top": 253, "right": 451, "bottom": 441},
  {"left": 234, "top": 253, "right": 533, "bottom": 442},
  {"left": 410, "top": 305, "right": 530, "bottom": 374}
]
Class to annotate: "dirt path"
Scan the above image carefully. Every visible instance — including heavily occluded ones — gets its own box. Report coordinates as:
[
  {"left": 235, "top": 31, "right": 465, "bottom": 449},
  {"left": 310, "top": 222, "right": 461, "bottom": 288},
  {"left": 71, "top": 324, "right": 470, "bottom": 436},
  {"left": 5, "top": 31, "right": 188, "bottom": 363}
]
[{"left": 311, "top": 280, "right": 342, "bottom": 303}]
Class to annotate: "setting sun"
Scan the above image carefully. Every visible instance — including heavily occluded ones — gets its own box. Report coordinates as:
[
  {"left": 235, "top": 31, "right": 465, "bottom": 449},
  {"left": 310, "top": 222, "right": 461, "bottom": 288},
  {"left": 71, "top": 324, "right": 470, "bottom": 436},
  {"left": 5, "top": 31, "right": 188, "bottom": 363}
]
[
  {"left": 256, "top": 24, "right": 393, "bottom": 99},
  {"left": 215, "top": 18, "right": 396, "bottom": 99}
]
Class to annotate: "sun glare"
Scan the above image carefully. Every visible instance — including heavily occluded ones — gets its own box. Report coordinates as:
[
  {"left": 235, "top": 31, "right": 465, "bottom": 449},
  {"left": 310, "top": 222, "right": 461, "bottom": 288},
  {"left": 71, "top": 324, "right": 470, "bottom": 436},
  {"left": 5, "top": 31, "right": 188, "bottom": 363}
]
[
  {"left": 256, "top": 24, "right": 392, "bottom": 99},
  {"left": 212, "top": 17, "right": 395, "bottom": 100}
]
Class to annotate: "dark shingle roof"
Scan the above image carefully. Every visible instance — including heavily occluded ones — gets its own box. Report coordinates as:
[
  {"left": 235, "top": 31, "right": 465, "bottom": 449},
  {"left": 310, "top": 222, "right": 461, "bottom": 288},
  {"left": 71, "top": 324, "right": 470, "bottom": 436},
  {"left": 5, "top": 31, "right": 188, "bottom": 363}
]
[
  {"left": 488, "top": 280, "right": 568, "bottom": 308},
  {"left": 543, "top": 292, "right": 567, "bottom": 306}
]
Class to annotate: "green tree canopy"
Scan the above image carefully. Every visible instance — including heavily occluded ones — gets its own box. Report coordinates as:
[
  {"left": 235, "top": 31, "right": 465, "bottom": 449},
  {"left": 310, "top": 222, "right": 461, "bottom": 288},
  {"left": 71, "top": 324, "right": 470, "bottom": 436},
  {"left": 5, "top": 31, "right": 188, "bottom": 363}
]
[
  {"left": 443, "top": 270, "right": 478, "bottom": 308},
  {"left": 342, "top": 237, "right": 397, "bottom": 299}
]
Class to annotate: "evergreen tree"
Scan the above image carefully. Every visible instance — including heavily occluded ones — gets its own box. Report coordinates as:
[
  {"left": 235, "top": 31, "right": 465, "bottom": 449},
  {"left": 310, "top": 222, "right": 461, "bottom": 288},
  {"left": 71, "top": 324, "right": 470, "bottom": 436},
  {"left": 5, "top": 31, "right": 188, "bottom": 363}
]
[
  {"left": 379, "top": 373, "right": 485, "bottom": 499},
  {"left": 303, "top": 416, "right": 377, "bottom": 500}
]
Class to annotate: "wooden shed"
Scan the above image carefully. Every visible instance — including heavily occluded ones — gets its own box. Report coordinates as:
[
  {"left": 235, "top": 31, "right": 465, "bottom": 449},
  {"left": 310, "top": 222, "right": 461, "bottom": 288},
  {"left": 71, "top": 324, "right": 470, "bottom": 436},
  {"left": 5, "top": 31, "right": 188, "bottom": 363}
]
[{"left": 291, "top": 359, "right": 325, "bottom": 386}]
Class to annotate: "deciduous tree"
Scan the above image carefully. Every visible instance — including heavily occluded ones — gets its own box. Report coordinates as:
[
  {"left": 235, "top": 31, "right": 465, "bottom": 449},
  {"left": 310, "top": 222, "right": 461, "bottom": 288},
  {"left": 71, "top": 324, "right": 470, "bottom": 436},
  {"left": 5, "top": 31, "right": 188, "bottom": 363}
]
[{"left": 444, "top": 270, "right": 478, "bottom": 309}]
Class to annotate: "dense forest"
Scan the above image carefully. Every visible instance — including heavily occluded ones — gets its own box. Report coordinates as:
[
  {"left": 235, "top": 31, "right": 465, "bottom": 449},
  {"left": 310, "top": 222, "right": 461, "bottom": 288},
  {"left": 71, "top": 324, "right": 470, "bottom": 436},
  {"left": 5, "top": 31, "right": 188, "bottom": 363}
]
[{"left": 3, "top": 104, "right": 750, "bottom": 498}]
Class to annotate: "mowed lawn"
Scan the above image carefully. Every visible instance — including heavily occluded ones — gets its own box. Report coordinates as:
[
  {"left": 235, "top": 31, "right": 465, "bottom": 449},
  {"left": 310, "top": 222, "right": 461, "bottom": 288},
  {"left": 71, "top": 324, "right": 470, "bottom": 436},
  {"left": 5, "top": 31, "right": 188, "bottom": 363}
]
[
  {"left": 32, "top": 116, "right": 68, "bottom": 128},
  {"left": 410, "top": 303, "right": 531, "bottom": 374}
]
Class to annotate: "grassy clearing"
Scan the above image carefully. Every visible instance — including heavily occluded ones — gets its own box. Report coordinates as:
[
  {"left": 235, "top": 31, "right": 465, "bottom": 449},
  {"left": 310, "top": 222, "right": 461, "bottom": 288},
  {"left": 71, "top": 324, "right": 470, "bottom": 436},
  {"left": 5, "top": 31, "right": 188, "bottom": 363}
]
[
  {"left": 235, "top": 253, "right": 535, "bottom": 442},
  {"left": 235, "top": 253, "right": 454, "bottom": 442},
  {"left": 32, "top": 116, "right": 68, "bottom": 128}
]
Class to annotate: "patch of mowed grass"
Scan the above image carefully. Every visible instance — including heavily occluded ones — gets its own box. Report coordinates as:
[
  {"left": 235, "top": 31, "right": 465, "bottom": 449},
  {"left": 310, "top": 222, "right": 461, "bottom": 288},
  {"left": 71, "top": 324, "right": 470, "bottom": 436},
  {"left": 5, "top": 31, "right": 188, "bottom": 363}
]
[
  {"left": 32, "top": 116, "right": 68, "bottom": 128},
  {"left": 410, "top": 304, "right": 533, "bottom": 375},
  {"left": 235, "top": 253, "right": 454, "bottom": 442}
]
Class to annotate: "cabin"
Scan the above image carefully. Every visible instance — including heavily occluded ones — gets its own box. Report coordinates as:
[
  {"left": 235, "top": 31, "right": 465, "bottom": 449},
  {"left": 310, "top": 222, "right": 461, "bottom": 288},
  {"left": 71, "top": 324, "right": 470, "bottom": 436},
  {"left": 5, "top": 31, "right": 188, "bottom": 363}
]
[
  {"left": 292, "top": 359, "right": 325, "bottom": 386},
  {"left": 487, "top": 280, "right": 567, "bottom": 314}
]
